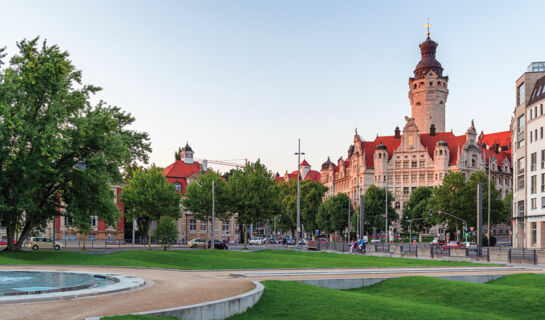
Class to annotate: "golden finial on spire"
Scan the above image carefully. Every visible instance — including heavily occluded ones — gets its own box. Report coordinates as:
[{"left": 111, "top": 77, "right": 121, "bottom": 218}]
[{"left": 424, "top": 18, "right": 431, "bottom": 37}]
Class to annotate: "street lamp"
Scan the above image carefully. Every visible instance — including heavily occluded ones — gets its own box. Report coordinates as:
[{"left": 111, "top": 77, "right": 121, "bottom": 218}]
[{"left": 294, "top": 139, "right": 305, "bottom": 249}]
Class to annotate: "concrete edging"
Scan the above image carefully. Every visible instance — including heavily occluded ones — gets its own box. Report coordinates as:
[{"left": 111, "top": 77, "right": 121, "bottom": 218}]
[
  {"left": 88, "top": 280, "right": 264, "bottom": 320},
  {"left": 296, "top": 274, "right": 507, "bottom": 290}
]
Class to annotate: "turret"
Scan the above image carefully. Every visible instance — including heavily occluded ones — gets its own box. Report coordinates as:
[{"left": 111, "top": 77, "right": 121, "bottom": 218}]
[
  {"left": 182, "top": 142, "right": 194, "bottom": 164},
  {"left": 408, "top": 34, "right": 449, "bottom": 133},
  {"left": 374, "top": 141, "right": 389, "bottom": 185}
]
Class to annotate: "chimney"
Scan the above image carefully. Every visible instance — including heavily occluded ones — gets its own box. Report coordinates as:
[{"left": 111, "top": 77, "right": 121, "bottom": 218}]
[
  {"left": 394, "top": 126, "right": 401, "bottom": 139},
  {"left": 430, "top": 124, "right": 436, "bottom": 136}
]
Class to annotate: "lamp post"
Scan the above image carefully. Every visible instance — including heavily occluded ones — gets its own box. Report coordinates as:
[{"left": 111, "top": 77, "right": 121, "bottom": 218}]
[
  {"left": 488, "top": 161, "right": 491, "bottom": 248},
  {"left": 385, "top": 175, "right": 388, "bottom": 242},
  {"left": 295, "top": 139, "right": 305, "bottom": 249},
  {"left": 211, "top": 179, "right": 215, "bottom": 250}
]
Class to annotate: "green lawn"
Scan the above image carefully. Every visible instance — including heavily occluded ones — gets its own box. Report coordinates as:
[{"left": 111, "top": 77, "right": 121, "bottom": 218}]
[
  {"left": 229, "top": 274, "right": 545, "bottom": 320},
  {"left": 0, "top": 249, "right": 481, "bottom": 269}
]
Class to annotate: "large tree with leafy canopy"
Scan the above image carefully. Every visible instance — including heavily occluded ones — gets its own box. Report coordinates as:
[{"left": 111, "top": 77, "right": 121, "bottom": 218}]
[
  {"left": 361, "top": 185, "right": 397, "bottom": 235},
  {"left": 279, "top": 179, "right": 327, "bottom": 238},
  {"left": 229, "top": 160, "right": 280, "bottom": 248},
  {"left": 121, "top": 166, "right": 180, "bottom": 249},
  {"left": 400, "top": 186, "right": 433, "bottom": 238},
  {"left": 0, "top": 38, "right": 150, "bottom": 251},
  {"left": 182, "top": 170, "right": 232, "bottom": 241},
  {"left": 317, "top": 193, "right": 350, "bottom": 237}
]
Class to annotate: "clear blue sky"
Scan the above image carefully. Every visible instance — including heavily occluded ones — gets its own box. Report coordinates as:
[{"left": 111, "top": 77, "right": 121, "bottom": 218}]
[{"left": 1, "top": 1, "right": 544, "bottom": 174}]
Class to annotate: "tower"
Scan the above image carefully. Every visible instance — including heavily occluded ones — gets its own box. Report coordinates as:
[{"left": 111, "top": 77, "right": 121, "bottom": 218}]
[
  {"left": 182, "top": 142, "right": 194, "bottom": 164},
  {"left": 408, "top": 33, "right": 449, "bottom": 133}
]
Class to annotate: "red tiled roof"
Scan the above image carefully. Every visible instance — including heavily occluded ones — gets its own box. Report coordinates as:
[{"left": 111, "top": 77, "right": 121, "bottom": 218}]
[
  {"left": 278, "top": 170, "right": 321, "bottom": 183},
  {"left": 419, "top": 132, "right": 466, "bottom": 165},
  {"left": 360, "top": 136, "right": 402, "bottom": 167},
  {"left": 480, "top": 131, "right": 511, "bottom": 149},
  {"left": 163, "top": 160, "right": 201, "bottom": 178},
  {"left": 300, "top": 159, "right": 310, "bottom": 167}
]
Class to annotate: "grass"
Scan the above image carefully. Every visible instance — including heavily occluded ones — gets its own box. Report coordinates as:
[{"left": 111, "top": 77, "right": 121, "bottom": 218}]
[
  {"left": 0, "top": 249, "right": 482, "bottom": 270},
  {"left": 229, "top": 274, "right": 545, "bottom": 320}
]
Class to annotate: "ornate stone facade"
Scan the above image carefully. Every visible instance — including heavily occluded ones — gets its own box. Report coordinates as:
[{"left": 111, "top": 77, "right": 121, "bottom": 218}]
[{"left": 320, "top": 35, "right": 512, "bottom": 231}]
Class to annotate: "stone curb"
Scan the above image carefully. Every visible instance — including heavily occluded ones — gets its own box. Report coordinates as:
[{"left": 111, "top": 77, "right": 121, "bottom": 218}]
[{"left": 86, "top": 280, "right": 264, "bottom": 320}]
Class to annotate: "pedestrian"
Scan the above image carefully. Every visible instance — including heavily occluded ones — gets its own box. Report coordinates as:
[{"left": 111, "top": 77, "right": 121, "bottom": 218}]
[
  {"left": 359, "top": 237, "right": 365, "bottom": 253},
  {"left": 350, "top": 239, "right": 355, "bottom": 253}
]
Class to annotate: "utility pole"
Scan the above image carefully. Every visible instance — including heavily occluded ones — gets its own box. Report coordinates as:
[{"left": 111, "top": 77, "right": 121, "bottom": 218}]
[
  {"left": 488, "top": 161, "right": 491, "bottom": 248},
  {"left": 385, "top": 175, "right": 388, "bottom": 242},
  {"left": 295, "top": 139, "right": 305, "bottom": 249},
  {"left": 477, "top": 182, "right": 483, "bottom": 250},
  {"left": 348, "top": 198, "right": 351, "bottom": 241},
  {"left": 211, "top": 179, "right": 215, "bottom": 250},
  {"left": 360, "top": 195, "right": 364, "bottom": 238}
]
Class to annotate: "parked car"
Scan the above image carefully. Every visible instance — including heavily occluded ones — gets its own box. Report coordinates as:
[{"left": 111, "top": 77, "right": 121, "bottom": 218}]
[
  {"left": 0, "top": 239, "right": 15, "bottom": 246},
  {"left": 462, "top": 241, "right": 477, "bottom": 249},
  {"left": 210, "top": 240, "right": 228, "bottom": 250},
  {"left": 442, "top": 241, "right": 463, "bottom": 249},
  {"left": 248, "top": 238, "right": 264, "bottom": 245},
  {"left": 430, "top": 237, "right": 447, "bottom": 246},
  {"left": 189, "top": 238, "right": 206, "bottom": 248},
  {"left": 284, "top": 238, "right": 296, "bottom": 245},
  {"left": 28, "top": 237, "right": 63, "bottom": 250},
  {"left": 370, "top": 239, "right": 381, "bottom": 244}
]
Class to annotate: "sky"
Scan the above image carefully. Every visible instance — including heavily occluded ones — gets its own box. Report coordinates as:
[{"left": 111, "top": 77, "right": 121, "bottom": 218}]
[{"left": 1, "top": 1, "right": 544, "bottom": 174}]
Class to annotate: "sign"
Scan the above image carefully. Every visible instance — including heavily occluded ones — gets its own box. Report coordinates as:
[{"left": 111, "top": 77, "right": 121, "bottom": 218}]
[{"left": 470, "top": 226, "right": 475, "bottom": 232}]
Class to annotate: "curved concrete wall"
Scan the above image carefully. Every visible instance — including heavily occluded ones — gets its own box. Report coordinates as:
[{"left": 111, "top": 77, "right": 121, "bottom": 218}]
[{"left": 107, "top": 280, "right": 264, "bottom": 320}]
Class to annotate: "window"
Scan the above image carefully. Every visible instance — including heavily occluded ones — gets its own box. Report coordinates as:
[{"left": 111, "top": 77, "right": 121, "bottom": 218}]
[
  {"left": 531, "top": 153, "right": 537, "bottom": 171},
  {"left": 174, "top": 183, "right": 182, "bottom": 192},
  {"left": 542, "top": 150, "right": 545, "bottom": 169},
  {"left": 541, "top": 104, "right": 544, "bottom": 115},
  {"left": 200, "top": 221, "right": 207, "bottom": 231},
  {"left": 403, "top": 162, "right": 409, "bottom": 168},
  {"left": 395, "top": 202, "right": 400, "bottom": 209},
  {"left": 531, "top": 222, "right": 537, "bottom": 245},
  {"left": 541, "top": 127, "right": 543, "bottom": 139},
  {"left": 189, "top": 219, "right": 196, "bottom": 231},
  {"left": 419, "top": 161, "right": 425, "bottom": 167},
  {"left": 403, "top": 187, "right": 409, "bottom": 195},
  {"left": 223, "top": 221, "right": 229, "bottom": 232},
  {"left": 531, "top": 175, "right": 537, "bottom": 194},
  {"left": 428, "top": 173, "right": 433, "bottom": 180},
  {"left": 411, "top": 161, "right": 417, "bottom": 168},
  {"left": 518, "top": 82, "right": 525, "bottom": 106},
  {"left": 403, "top": 174, "right": 409, "bottom": 181},
  {"left": 530, "top": 131, "right": 533, "bottom": 143},
  {"left": 541, "top": 197, "right": 545, "bottom": 209},
  {"left": 419, "top": 173, "right": 425, "bottom": 180},
  {"left": 518, "top": 157, "right": 525, "bottom": 173},
  {"left": 518, "top": 201, "right": 524, "bottom": 217},
  {"left": 542, "top": 173, "right": 545, "bottom": 192},
  {"left": 90, "top": 216, "right": 97, "bottom": 228},
  {"left": 395, "top": 161, "right": 401, "bottom": 168},
  {"left": 517, "top": 115, "right": 525, "bottom": 148}
]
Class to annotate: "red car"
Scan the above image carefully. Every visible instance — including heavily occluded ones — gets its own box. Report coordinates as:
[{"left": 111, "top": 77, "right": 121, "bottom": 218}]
[
  {"left": 442, "top": 241, "right": 464, "bottom": 249},
  {"left": 0, "top": 239, "right": 16, "bottom": 246}
]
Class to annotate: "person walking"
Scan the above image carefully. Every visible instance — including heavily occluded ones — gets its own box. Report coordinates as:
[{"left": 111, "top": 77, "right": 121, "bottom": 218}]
[{"left": 350, "top": 239, "right": 355, "bottom": 254}]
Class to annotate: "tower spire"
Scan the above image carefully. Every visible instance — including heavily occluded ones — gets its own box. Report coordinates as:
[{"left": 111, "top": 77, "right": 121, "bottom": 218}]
[{"left": 424, "top": 18, "right": 431, "bottom": 38}]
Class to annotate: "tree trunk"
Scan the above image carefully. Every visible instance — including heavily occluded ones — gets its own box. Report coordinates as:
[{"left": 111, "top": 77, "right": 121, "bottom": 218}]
[
  {"left": 82, "top": 236, "right": 86, "bottom": 251},
  {"left": 5, "top": 226, "right": 15, "bottom": 251},
  {"left": 4, "top": 220, "right": 33, "bottom": 251},
  {"left": 148, "top": 219, "right": 152, "bottom": 250},
  {"left": 243, "top": 224, "right": 248, "bottom": 249}
]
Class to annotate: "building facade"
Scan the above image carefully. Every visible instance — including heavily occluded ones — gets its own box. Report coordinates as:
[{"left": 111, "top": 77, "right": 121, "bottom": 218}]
[
  {"left": 163, "top": 143, "right": 238, "bottom": 244},
  {"left": 276, "top": 160, "right": 321, "bottom": 183},
  {"left": 320, "top": 34, "right": 512, "bottom": 232},
  {"left": 512, "top": 66, "right": 545, "bottom": 248}
]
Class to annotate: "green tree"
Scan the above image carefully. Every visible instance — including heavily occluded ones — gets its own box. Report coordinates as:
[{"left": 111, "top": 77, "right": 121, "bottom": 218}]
[
  {"left": 279, "top": 180, "right": 327, "bottom": 238},
  {"left": 429, "top": 172, "right": 469, "bottom": 230},
  {"left": 121, "top": 166, "right": 180, "bottom": 249},
  {"left": 229, "top": 160, "right": 280, "bottom": 248},
  {"left": 466, "top": 171, "right": 504, "bottom": 226},
  {"left": 0, "top": 38, "right": 150, "bottom": 251},
  {"left": 317, "top": 193, "right": 350, "bottom": 237},
  {"left": 182, "top": 171, "right": 232, "bottom": 242},
  {"left": 401, "top": 187, "right": 433, "bottom": 237},
  {"left": 154, "top": 217, "right": 178, "bottom": 251},
  {"left": 502, "top": 192, "right": 513, "bottom": 224},
  {"left": 362, "top": 185, "right": 397, "bottom": 235},
  {"left": 174, "top": 147, "right": 183, "bottom": 161}
]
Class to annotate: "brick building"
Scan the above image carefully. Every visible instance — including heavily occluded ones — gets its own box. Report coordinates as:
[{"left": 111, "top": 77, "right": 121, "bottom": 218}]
[{"left": 319, "top": 33, "right": 512, "bottom": 232}]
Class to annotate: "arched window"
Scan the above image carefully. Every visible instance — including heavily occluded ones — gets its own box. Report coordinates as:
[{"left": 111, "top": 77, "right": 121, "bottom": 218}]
[
  {"left": 395, "top": 202, "right": 400, "bottom": 209},
  {"left": 416, "top": 102, "right": 421, "bottom": 106},
  {"left": 439, "top": 150, "right": 443, "bottom": 156},
  {"left": 437, "top": 81, "right": 442, "bottom": 86},
  {"left": 419, "top": 82, "right": 424, "bottom": 88}
]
